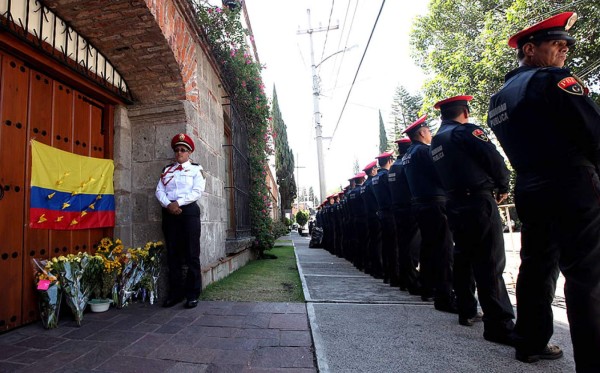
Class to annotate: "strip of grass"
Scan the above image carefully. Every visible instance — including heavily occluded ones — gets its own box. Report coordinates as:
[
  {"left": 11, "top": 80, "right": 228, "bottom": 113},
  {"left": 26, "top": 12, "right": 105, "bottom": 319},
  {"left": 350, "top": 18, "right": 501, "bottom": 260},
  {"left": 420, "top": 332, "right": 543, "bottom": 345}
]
[{"left": 199, "top": 245, "right": 305, "bottom": 302}]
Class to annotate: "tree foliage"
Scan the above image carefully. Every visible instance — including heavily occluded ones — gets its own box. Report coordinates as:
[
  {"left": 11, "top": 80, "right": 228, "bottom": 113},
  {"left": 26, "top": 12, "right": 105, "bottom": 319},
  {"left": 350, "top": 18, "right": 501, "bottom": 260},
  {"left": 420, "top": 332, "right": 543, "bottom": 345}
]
[
  {"left": 195, "top": 4, "right": 274, "bottom": 253},
  {"left": 388, "top": 85, "right": 422, "bottom": 148},
  {"left": 295, "top": 210, "right": 309, "bottom": 228},
  {"left": 410, "top": 0, "right": 600, "bottom": 121},
  {"left": 272, "top": 86, "right": 297, "bottom": 218},
  {"left": 378, "top": 110, "right": 388, "bottom": 153}
]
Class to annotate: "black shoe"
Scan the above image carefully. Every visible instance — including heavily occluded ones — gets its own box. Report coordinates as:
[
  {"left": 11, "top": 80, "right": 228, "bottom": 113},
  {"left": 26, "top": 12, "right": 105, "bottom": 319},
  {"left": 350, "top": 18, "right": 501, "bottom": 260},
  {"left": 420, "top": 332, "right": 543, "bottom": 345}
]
[
  {"left": 408, "top": 287, "right": 421, "bottom": 296},
  {"left": 162, "top": 298, "right": 183, "bottom": 308},
  {"left": 459, "top": 311, "right": 483, "bottom": 326},
  {"left": 516, "top": 344, "right": 563, "bottom": 363},
  {"left": 184, "top": 299, "right": 199, "bottom": 309},
  {"left": 434, "top": 299, "right": 458, "bottom": 314},
  {"left": 483, "top": 332, "right": 516, "bottom": 347}
]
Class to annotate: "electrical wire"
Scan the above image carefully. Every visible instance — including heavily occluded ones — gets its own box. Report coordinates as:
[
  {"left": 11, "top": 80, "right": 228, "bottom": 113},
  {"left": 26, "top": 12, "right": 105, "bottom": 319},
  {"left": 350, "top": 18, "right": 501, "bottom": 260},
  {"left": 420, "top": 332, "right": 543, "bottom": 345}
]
[
  {"left": 320, "top": 0, "right": 336, "bottom": 63},
  {"left": 328, "top": 0, "right": 386, "bottom": 149},
  {"left": 329, "top": 0, "right": 360, "bottom": 95}
]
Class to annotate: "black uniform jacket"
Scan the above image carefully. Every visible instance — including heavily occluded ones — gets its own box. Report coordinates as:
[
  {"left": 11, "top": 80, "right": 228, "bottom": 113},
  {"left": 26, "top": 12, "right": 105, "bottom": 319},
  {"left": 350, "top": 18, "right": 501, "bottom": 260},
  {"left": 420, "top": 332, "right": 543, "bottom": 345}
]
[
  {"left": 488, "top": 66, "right": 600, "bottom": 192},
  {"left": 431, "top": 120, "right": 509, "bottom": 194}
]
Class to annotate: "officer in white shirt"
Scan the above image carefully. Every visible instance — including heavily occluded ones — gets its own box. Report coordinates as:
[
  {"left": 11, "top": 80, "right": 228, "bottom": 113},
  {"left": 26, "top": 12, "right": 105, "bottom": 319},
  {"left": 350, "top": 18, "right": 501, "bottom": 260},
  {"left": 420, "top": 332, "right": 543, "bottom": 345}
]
[{"left": 155, "top": 133, "right": 206, "bottom": 309}]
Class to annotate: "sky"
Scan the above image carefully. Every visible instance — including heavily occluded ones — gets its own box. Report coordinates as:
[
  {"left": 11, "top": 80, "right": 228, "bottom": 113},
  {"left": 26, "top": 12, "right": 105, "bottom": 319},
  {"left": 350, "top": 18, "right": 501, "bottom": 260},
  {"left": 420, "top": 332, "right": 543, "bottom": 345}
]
[{"left": 245, "top": 0, "right": 430, "bottom": 202}]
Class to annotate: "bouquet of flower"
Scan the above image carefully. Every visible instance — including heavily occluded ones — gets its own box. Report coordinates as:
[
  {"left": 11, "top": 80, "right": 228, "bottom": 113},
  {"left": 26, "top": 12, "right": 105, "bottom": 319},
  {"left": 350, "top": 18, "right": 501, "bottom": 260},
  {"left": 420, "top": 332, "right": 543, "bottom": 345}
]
[
  {"left": 115, "top": 250, "right": 144, "bottom": 309},
  {"left": 131, "top": 241, "right": 164, "bottom": 304},
  {"left": 32, "top": 259, "right": 62, "bottom": 329},
  {"left": 50, "top": 253, "right": 103, "bottom": 326},
  {"left": 94, "top": 237, "right": 124, "bottom": 302}
]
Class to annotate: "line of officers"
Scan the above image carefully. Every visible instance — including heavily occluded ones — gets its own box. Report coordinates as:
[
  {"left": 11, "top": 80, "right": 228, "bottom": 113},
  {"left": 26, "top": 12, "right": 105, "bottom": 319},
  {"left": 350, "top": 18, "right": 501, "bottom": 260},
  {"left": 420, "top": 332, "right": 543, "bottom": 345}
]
[{"left": 314, "top": 95, "right": 517, "bottom": 348}]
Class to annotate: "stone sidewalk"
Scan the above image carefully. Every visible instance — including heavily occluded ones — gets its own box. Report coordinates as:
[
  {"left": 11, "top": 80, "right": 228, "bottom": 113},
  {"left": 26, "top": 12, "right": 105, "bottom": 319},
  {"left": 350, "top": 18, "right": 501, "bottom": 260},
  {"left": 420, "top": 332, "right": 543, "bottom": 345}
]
[
  {"left": 293, "top": 232, "right": 575, "bottom": 373},
  {"left": 0, "top": 301, "right": 316, "bottom": 372}
]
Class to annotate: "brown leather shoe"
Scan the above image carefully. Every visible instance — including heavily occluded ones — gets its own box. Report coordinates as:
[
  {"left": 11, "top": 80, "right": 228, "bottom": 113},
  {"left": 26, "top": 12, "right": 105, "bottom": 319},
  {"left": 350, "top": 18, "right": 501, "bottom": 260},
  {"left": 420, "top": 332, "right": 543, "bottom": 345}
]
[{"left": 516, "top": 344, "right": 563, "bottom": 363}]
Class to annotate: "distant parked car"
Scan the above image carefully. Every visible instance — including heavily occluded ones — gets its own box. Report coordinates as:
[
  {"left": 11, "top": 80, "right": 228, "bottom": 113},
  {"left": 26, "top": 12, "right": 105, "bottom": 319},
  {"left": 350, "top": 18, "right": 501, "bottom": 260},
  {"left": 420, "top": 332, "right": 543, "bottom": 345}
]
[{"left": 292, "top": 223, "right": 298, "bottom": 230}]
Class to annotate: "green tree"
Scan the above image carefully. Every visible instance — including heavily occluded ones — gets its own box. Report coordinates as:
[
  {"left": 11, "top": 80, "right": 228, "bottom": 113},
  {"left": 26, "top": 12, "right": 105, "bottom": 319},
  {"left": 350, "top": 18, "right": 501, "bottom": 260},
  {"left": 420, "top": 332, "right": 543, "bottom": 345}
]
[
  {"left": 378, "top": 110, "right": 388, "bottom": 153},
  {"left": 388, "top": 85, "right": 422, "bottom": 150},
  {"left": 272, "top": 86, "right": 297, "bottom": 218},
  {"left": 410, "top": 0, "right": 600, "bottom": 120},
  {"left": 295, "top": 210, "right": 309, "bottom": 228},
  {"left": 352, "top": 159, "right": 360, "bottom": 175}
]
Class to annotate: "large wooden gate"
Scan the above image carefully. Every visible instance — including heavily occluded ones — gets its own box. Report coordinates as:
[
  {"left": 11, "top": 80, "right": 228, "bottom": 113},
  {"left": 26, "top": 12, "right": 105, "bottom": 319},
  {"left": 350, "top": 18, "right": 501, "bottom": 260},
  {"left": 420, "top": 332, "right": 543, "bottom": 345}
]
[{"left": 0, "top": 50, "right": 114, "bottom": 331}]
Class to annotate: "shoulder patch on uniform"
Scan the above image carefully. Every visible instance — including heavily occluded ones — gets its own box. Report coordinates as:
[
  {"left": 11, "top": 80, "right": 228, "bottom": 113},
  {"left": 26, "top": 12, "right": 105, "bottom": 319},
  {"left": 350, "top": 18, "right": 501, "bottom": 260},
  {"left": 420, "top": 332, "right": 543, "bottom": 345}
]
[
  {"left": 558, "top": 77, "right": 584, "bottom": 96},
  {"left": 472, "top": 129, "right": 489, "bottom": 142}
]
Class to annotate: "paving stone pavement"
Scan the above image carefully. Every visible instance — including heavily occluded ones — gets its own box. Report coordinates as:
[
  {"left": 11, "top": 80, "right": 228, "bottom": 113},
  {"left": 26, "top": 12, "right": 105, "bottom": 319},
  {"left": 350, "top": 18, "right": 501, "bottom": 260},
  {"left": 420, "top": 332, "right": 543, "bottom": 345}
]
[
  {"left": 293, "top": 232, "right": 575, "bottom": 373},
  {"left": 0, "top": 301, "right": 316, "bottom": 372}
]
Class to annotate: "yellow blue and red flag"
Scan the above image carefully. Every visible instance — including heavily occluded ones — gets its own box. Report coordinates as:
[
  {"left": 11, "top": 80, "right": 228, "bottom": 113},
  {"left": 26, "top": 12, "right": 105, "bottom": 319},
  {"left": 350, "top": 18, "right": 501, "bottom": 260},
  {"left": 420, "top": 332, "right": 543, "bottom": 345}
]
[{"left": 30, "top": 140, "right": 115, "bottom": 230}]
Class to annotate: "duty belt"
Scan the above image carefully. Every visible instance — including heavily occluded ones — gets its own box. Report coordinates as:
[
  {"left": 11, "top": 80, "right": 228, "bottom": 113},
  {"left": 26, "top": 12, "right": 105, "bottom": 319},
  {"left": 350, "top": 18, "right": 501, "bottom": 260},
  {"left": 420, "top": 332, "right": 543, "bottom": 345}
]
[
  {"left": 448, "top": 189, "right": 492, "bottom": 198},
  {"left": 412, "top": 196, "right": 446, "bottom": 204}
]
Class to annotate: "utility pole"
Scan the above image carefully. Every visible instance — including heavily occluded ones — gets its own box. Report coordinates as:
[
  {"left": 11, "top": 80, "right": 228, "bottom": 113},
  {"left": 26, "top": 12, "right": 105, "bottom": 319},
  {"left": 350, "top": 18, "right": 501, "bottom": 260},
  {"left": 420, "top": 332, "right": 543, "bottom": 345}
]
[{"left": 297, "top": 9, "right": 338, "bottom": 203}]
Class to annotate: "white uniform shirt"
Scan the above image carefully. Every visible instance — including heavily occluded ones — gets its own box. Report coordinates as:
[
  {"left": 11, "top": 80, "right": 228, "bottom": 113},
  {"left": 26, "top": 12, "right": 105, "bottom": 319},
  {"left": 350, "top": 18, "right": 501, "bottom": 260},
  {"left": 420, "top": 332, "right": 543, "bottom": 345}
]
[{"left": 155, "top": 160, "right": 206, "bottom": 208}]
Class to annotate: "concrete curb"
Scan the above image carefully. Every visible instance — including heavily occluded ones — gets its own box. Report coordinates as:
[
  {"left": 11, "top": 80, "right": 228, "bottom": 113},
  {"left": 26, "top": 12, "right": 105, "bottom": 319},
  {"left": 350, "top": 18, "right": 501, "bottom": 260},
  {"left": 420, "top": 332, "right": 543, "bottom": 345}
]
[{"left": 293, "top": 235, "right": 330, "bottom": 372}]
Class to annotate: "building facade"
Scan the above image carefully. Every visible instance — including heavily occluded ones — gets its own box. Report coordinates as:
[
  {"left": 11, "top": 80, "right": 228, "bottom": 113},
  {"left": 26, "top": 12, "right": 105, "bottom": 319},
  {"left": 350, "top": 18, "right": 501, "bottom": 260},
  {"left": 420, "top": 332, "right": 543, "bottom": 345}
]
[{"left": 0, "top": 0, "right": 255, "bottom": 331}]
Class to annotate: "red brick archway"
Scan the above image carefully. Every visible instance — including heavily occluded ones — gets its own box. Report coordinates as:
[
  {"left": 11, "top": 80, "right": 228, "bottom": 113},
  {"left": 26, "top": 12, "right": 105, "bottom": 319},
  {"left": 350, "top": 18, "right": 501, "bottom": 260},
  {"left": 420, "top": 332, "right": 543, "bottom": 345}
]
[{"left": 42, "top": 0, "right": 203, "bottom": 106}]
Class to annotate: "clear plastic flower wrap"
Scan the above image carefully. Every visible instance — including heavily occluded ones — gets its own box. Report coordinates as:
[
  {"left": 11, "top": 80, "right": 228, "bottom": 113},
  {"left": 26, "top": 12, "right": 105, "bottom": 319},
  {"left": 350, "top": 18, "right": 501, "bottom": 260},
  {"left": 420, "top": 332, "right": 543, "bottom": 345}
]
[{"left": 32, "top": 259, "right": 62, "bottom": 329}]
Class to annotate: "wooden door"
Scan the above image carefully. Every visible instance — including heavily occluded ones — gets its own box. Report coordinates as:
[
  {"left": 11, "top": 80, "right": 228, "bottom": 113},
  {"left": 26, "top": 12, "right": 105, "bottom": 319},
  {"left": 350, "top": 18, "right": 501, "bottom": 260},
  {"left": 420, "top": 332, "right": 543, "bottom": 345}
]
[{"left": 0, "top": 50, "right": 114, "bottom": 331}]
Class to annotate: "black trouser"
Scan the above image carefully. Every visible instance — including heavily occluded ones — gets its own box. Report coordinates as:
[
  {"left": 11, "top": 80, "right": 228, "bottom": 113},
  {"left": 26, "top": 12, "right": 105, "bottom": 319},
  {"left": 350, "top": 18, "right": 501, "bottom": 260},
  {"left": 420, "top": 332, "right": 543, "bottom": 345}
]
[
  {"left": 378, "top": 210, "right": 399, "bottom": 285},
  {"left": 413, "top": 200, "right": 454, "bottom": 302},
  {"left": 344, "top": 216, "right": 357, "bottom": 264},
  {"left": 353, "top": 216, "right": 367, "bottom": 270},
  {"left": 514, "top": 167, "right": 600, "bottom": 372},
  {"left": 162, "top": 203, "right": 202, "bottom": 301},
  {"left": 365, "top": 213, "right": 383, "bottom": 277},
  {"left": 393, "top": 207, "right": 421, "bottom": 292},
  {"left": 447, "top": 193, "right": 514, "bottom": 335}
]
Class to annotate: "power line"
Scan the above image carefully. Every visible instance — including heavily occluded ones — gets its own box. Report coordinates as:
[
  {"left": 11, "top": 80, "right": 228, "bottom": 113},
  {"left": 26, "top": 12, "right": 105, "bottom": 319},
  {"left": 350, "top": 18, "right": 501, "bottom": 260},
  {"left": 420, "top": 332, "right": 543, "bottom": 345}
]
[
  {"left": 320, "top": 0, "right": 336, "bottom": 63},
  {"left": 329, "top": 0, "right": 360, "bottom": 95},
  {"left": 329, "top": 0, "right": 386, "bottom": 149}
]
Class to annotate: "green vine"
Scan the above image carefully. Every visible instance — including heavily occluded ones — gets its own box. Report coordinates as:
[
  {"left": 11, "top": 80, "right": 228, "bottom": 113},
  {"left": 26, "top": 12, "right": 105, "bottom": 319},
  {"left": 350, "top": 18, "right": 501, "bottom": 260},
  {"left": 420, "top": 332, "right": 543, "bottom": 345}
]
[{"left": 195, "top": 3, "right": 274, "bottom": 254}]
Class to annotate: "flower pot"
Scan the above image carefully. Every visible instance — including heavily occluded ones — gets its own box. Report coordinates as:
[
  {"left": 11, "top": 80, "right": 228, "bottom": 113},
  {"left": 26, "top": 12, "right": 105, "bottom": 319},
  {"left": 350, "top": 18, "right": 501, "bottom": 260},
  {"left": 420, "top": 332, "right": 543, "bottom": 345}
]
[{"left": 88, "top": 299, "right": 112, "bottom": 313}]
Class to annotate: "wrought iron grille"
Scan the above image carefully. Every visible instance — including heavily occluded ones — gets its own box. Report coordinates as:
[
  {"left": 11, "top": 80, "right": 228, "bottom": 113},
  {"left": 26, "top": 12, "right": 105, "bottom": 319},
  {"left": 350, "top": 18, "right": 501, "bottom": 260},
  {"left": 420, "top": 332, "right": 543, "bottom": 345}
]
[
  {"left": 0, "top": 0, "right": 132, "bottom": 102},
  {"left": 223, "top": 102, "right": 251, "bottom": 239}
]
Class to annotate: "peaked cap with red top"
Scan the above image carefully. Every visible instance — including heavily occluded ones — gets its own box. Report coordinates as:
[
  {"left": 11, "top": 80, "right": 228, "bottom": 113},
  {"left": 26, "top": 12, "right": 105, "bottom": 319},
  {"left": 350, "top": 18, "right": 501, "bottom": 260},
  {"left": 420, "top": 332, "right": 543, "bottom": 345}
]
[
  {"left": 434, "top": 95, "right": 473, "bottom": 110},
  {"left": 362, "top": 160, "right": 378, "bottom": 172},
  {"left": 376, "top": 151, "right": 394, "bottom": 159},
  {"left": 394, "top": 137, "right": 411, "bottom": 144},
  {"left": 171, "top": 133, "right": 195, "bottom": 152},
  {"left": 508, "top": 12, "right": 577, "bottom": 49},
  {"left": 402, "top": 114, "right": 428, "bottom": 137}
]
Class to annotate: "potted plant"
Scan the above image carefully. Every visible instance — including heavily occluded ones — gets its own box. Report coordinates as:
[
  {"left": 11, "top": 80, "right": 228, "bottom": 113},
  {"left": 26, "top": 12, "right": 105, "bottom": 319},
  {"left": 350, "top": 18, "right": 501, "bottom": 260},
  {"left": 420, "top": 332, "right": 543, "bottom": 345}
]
[{"left": 296, "top": 210, "right": 309, "bottom": 236}]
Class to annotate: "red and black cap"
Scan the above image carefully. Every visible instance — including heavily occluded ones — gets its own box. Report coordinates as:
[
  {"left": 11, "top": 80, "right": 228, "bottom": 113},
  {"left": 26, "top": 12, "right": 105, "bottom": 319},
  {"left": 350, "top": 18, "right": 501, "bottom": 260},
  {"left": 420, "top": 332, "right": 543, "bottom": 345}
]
[
  {"left": 434, "top": 95, "right": 473, "bottom": 110},
  {"left": 376, "top": 151, "right": 394, "bottom": 159},
  {"left": 402, "top": 115, "right": 428, "bottom": 137},
  {"left": 508, "top": 12, "right": 577, "bottom": 49},
  {"left": 394, "top": 137, "right": 411, "bottom": 144},
  {"left": 362, "top": 160, "right": 378, "bottom": 172},
  {"left": 349, "top": 171, "right": 366, "bottom": 181},
  {"left": 171, "top": 133, "right": 195, "bottom": 152}
]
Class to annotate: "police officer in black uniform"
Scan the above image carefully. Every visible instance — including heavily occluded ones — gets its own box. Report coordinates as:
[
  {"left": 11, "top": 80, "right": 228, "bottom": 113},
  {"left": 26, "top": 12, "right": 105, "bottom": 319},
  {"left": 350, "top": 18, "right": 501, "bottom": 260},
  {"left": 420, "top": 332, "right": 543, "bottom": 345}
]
[
  {"left": 347, "top": 172, "right": 367, "bottom": 270},
  {"left": 431, "top": 95, "right": 515, "bottom": 343},
  {"left": 388, "top": 138, "right": 421, "bottom": 294},
  {"left": 372, "top": 151, "right": 400, "bottom": 287},
  {"left": 403, "top": 115, "right": 456, "bottom": 313},
  {"left": 488, "top": 12, "right": 600, "bottom": 370},
  {"left": 361, "top": 161, "right": 383, "bottom": 279},
  {"left": 341, "top": 180, "right": 356, "bottom": 262}
]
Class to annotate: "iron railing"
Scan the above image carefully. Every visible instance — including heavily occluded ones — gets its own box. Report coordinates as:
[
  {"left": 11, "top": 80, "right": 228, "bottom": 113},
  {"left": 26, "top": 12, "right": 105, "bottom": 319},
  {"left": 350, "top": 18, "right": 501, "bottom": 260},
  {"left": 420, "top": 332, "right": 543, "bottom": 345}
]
[
  {"left": 223, "top": 101, "right": 251, "bottom": 239},
  {"left": 0, "top": 0, "right": 132, "bottom": 102}
]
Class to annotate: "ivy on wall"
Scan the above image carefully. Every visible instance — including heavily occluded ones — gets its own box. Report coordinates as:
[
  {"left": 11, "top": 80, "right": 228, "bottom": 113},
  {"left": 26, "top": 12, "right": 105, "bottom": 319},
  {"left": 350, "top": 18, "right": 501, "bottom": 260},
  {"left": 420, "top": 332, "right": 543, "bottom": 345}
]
[{"left": 195, "top": 4, "right": 275, "bottom": 254}]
